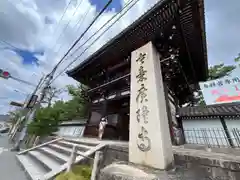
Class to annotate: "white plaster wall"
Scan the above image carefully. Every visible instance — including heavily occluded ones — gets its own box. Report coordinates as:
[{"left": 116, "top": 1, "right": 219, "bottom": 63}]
[
  {"left": 225, "top": 118, "right": 240, "bottom": 147},
  {"left": 182, "top": 119, "right": 228, "bottom": 146},
  {"left": 225, "top": 118, "right": 240, "bottom": 130},
  {"left": 56, "top": 126, "right": 85, "bottom": 137}
]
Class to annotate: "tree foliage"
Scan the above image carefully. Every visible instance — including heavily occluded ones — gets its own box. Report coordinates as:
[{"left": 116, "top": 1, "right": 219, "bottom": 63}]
[
  {"left": 66, "top": 84, "right": 90, "bottom": 119},
  {"left": 27, "top": 84, "right": 89, "bottom": 137},
  {"left": 45, "top": 86, "right": 65, "bottom": 107},
  {"left": 208, "top": 63, "right": 235, "bottom": 80},
  {"left": 27, "top": 101, "right": 65, "bottom": 136}
]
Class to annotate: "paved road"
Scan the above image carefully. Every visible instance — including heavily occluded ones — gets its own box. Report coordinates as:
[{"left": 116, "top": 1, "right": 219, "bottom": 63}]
[{"left": 0, "top": 134, "right": 27, "bottom": 180}]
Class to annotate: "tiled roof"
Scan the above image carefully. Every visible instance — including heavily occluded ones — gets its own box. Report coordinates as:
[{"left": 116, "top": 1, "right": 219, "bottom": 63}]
[
  {"left": 178, "top": 102, "right": 240, "bottom": 117},
  {"left": 59, "top": 119, "right": 87, "bottom": 126},
  {"left": 67, "top": 0, "right": 208, "bottom": 82}
]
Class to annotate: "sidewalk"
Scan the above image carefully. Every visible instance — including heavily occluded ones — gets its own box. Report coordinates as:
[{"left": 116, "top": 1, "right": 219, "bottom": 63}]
[{"left": 0, "top": 134, "right": 27, "bottom": 180}]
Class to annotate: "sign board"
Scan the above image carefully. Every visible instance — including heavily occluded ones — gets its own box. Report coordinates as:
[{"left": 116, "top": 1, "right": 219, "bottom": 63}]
[
  {"left": 10, "top": 101, "right": 24, "bottom": 107},
  {"left": 26, "top": 95, "right": 38, "bottom": 108},
  {"left": 199, "top": 68, "right": 240, "bottom": 105}
]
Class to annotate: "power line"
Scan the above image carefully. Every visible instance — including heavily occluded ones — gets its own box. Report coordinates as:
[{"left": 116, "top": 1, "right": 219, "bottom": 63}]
[
  {"left": 45, "top": 0, "right": 83, "bottom": 61},
  {"left": 34, "top": 0, "right": 114, "bottom": 111},
  {"left": 49, "top": 0, "right": 113, "bottom": 74},
  {"left": 64, "top": 0, "right": 137, "bottom": 61},
  {"left": 71, "top": 4, "right": 92, "bottom": 36},
  {"left": 0, "top": 40, "right": 18, "bottom": 49},
  {"left": 10, "top": 75, "right": 37, "bottom": 87},
  {"left": 51, "top": 2, "right": 92, "bottom": 63},
  {"left": 52, "top": 0, "right": 73, "bottom": 35},
  {"left": 50, "top": 0, "right": 140, "bottom": 84}
]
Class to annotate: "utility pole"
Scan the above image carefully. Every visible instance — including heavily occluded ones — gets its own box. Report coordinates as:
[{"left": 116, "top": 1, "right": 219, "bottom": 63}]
[
  {"left": 11, "top": 61, "right": 59, "bottom": 151},
  {"left": 11, "top": 75, "right": 45, "bottom": 151},
  {"left": 9, "top": 91, "right": 37, "bottom": 140}
]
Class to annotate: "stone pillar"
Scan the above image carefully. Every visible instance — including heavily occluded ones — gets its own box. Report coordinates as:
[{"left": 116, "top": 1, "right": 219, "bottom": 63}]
[{"left": 129, "top": 41, "right": 173, "bottom": 169}]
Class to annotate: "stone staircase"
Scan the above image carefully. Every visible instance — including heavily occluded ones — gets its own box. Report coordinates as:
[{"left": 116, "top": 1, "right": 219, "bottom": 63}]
[{"left": 16, "top": 137, "right": 107, "bottom": 180}]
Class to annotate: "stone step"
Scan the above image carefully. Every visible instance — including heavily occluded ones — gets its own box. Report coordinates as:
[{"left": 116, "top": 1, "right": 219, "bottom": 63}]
[
  {"left": 17, "top": 154, "right": 47, "bottom": 180},
  {"left": 28, "top": 150, "right": 61, "bottom": 171},
  {"left": 17, "top": 138, "right": 104, "bottom": 180},
  {"left": 65, "top": 138, "right": 99, "bottom": 147},
  {"left": 48, "top": 143, "right": 84, "bottom": 156},
  {"left": 44, "top": 142, "right": 106, "bottom": 180},
  {"left": 39, "top": 146, "right": 69, "bottom": 163},
  {"left": 55, "top": 140, "right": 92, "bottom": 152},
  {"left": 47, "top": 143, "right": 72, "bottom": 156}
]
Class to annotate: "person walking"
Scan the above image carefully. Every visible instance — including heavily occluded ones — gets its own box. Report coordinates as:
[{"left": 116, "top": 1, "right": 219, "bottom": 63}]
[{"left": 98, "top": 117, "right": 108, "bottom": 140}]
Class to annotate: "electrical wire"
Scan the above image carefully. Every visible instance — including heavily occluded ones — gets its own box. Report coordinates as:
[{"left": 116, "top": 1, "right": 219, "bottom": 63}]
[
  {"left": 52, "top": 0, "right": 73, "bottom": 36},
  {"left": 10, "top": 76, "right": 37, "bottom": 87},
  {"left": 49, "top": 0, "right": 141, "bottom": 84},
  {"left": 45, "top": 0, "right": 84, "bottom": 62},
  {"left": 52, "top": 2, "right": 92, "bottom": 63},
  {"left": 0, "top": 40, "right": 46, "bottom": 88},
  {"left": 62, "top": 0, "right": 137, "bottom": 62},
  {"left": 1, "top": 0, "right": 81, "bottom": 89},
  {"left": 49, "top": 0, "right": 113, "bottom": 74},
  {"left": 0, "top": 40, "right": 18, "bottom": 49}
]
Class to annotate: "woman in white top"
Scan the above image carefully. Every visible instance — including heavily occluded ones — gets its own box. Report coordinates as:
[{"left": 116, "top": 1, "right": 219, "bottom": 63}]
[{"left": 98, "top": 117, "right": 108, "bottom": 140}]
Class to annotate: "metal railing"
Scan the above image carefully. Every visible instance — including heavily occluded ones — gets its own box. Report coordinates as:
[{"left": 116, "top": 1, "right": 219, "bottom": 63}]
[{"left": 183, "top": 128, "right": 240, "bottom": 148}]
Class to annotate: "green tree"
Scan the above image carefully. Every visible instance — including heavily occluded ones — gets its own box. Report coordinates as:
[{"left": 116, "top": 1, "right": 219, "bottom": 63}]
[
  {"left": 66, "top": 84, "right": 90, "bottom": 119},
  {"left": 234, "top": 53, "right": 240, "bottom": 66},
  {"left": 208, "top": 63, "right": 235, "bottom": 80},
  {"left": 27, "top": 102, "right": 65, "bottom": 137},
  {"left": 45, "top": 86, "right": 65, "bottom": 107},
  {"left": 27, "top": 83, "right": 89, "bottom": 137}
]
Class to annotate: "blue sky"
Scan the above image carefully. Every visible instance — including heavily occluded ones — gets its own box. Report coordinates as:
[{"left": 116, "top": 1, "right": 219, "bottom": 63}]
[
  {"left": 4, "top": 47, "right": 43, "bottom": 66},
  {"left": 4, "top": 0, "right": 123, "bottom": 67},
  {"left": 89, "top": 0, "right": 122, "bottom": 12},
  {"left": 2, "top": 0, "right": 239, "bottom": 69},
  {"left": 7, "top": 0, "right": 239, "bottom": 68}
]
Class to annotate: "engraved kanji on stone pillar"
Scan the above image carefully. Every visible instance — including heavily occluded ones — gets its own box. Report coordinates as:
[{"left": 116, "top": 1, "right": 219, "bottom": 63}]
[{"left": 129, "top": 41, "right": 173, "bottom": 170}]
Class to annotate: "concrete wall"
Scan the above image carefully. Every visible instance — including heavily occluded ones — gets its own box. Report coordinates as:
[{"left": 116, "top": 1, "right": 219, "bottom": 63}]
[
  {"left": 55, "top": 126, "right": 85, "bottom": 138},
  {"left": 98, "top": 144, "right": 240, "bottom": 180}
]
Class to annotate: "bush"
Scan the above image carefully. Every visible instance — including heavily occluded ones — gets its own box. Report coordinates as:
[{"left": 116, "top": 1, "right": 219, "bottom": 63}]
[{"left": 55, "top": 165, "right": 92, "bottom": 180}]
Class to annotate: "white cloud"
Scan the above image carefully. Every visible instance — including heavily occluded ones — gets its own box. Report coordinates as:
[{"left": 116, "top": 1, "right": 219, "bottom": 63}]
[
  {"left": 0, "top": 0, "right": 239, "bottom": 114},
  {"left": 0, "top": 0, "right": 159, "bottom": 114}
]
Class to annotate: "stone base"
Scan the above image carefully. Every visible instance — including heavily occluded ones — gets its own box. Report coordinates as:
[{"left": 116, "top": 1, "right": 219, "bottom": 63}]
[{"left": 99, "top": 162, "right": 175, "bottom": 180}]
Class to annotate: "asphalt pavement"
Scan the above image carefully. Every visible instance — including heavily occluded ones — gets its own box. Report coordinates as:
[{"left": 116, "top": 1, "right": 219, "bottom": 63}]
[{"left": 0, "top": 134, "right": 27, "bottom": 180}]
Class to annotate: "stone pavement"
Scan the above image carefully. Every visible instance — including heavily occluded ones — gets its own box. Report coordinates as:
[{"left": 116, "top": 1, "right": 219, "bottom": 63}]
[{"left": 0, "top": 134, "right": 27, "bottom": 180}]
